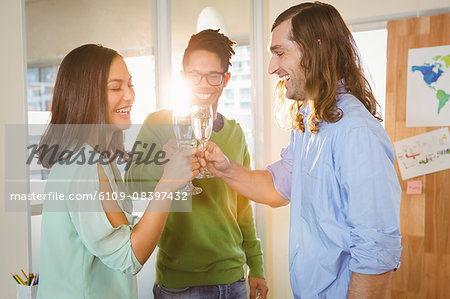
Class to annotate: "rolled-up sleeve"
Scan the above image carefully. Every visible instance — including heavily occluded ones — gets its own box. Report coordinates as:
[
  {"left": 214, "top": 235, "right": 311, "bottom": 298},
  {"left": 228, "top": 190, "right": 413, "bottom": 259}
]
[
  {"left": 337, "top": 125, "right": 402, "bottom": 274},
  {"left": 349, "top": 227, "right": 402, "bottom": 273},
  {"left": 65, "top": 163, "right": 143, "bottom": 275},
  {"left": 266, "top": 131, "right": 295, "bottom": 201}
]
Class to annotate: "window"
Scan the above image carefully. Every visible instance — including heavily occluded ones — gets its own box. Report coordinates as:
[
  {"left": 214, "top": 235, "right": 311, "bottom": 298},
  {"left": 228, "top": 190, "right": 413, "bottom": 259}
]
[
  {"left": 223, "top": 89, "right": 235, "bottom": 101},
  {"left": 224, "top": 102, "right": 235, "bottom": 110},
  {"left": 27, "top": 65, "right": 58, "bottom": 112},
  {"left": 234, "top": 74, "right": 251, "bottom": 82},
  {"left": 27, "top": 65, "right": 57, "bottom": 181},
  {"left": 233, "top": 61, "right": 243, "bottom": 72},
  {"left": 220, "top": 45, "right": 255, "bottom": 167},
  {"left": 240, "top": 101, "right": 251, "bottom": 110},
  {"left": 239, "top": 87, "right": 251, "bottom": 99},
  {"left": 352, "top": 29, "right": 387, "bottom": 125}
]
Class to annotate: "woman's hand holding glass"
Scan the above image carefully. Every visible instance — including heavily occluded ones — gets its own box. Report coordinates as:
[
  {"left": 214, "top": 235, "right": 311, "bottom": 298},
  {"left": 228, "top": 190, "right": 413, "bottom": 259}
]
[
  {"left": 172, "top": 109, "right": 203, "bottom": 195},
  {"left": 160, "top": 139, "right": 201, "bottom": 191}
]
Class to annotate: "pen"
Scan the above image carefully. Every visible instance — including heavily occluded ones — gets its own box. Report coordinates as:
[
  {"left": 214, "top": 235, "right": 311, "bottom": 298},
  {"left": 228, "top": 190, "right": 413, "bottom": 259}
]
[
  {"left": 20, "top": 269, "right": 28, "bottom": 283},
  {"left": 29, "top": 275, "right": 35, "bottom": 286},
  {"left": 14, "top": 274, "right": 25, "bottom": 285},
  {"left": 11, "top": 273, "right": 21, "bottom": 284}
]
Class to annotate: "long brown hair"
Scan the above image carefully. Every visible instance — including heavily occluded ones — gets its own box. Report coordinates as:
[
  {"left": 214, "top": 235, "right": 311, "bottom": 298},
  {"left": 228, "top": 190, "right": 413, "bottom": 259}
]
[
  {"left": 273, "top": 1, "right": 381, "bottom": 133},
  {"left": 38, "top": 44, "right": 125, "bottom": 168}
]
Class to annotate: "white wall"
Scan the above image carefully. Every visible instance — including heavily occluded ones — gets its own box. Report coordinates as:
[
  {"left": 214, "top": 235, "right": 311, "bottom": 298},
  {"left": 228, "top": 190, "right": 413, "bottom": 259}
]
[
  {"left": 25, "top": 0, "right": 154, "bottom": 61},
  {"left": 268, "top": 0, "right": 450, "bottom": 24},
  {"left": 25, "top": 0, "right": 251, "bottom": 61},
  {"left": 0, "top": 0, "right": 30, "bottom": 298},
  {"left": 171, "top": 0, "right": 251, "bottom": 51}
]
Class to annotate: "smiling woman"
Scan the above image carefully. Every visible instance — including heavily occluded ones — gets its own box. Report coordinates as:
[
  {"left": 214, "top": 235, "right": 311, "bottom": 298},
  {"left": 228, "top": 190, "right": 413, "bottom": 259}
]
[
  {"left": 37, "top": 45, "right": 127, "bottom": 165},
  {"left": 106, "top": 56, "right": 135, "bottom": 129},
  {"left": 35, "top": 44, "right": 199, "bottom": 299}
]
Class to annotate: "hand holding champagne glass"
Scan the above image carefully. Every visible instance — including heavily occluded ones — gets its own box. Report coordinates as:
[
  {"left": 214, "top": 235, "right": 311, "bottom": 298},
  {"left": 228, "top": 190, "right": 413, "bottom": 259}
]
[
  {"left": 173, "top": 109, "right": 202, "bottom": 195},
  {"left": 192, "top": 104, "right": 214, "bottom": 179}
]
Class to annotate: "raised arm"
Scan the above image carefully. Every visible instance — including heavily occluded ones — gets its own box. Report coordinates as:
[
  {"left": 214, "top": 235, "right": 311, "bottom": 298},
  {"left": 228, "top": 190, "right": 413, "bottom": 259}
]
[
  {"left": 204, "top": 142, "right": 288, "bottom": 208},
  {"left": 100, "top": 147, "right": 199, "bottom": 265}
]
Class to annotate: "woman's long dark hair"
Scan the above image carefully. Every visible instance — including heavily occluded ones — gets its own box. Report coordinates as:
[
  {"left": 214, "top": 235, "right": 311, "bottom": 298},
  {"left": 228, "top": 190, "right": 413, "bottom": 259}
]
[{"left": 38, "top": 44, "right": 125, "bottom": 168}]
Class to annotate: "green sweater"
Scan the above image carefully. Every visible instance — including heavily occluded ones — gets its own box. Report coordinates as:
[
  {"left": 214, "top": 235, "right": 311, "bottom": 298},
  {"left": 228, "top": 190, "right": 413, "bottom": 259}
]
[{"left": 125, "top": 109, "right": 264, "bottom": 288}]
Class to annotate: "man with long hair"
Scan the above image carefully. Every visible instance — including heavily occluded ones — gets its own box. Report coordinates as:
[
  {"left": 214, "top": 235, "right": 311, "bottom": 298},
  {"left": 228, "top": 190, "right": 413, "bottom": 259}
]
[{"left": 203, "top": 2, "right": 401, "bottom": 298}]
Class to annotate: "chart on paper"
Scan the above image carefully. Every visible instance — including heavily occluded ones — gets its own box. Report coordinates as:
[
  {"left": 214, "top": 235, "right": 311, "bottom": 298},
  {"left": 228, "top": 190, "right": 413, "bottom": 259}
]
[{"left": 394, "top": 127, "right": 450, "bottom": 180}]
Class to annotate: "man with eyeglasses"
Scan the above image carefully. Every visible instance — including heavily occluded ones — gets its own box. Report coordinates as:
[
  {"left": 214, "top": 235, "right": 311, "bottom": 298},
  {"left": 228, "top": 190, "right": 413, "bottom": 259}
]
[{"left": 125, "top": 29, "right": 268, "bottom": 299}]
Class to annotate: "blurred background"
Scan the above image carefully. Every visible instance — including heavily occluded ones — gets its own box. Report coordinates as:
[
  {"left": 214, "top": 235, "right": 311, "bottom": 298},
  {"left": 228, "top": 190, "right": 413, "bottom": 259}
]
[{"left": 1, "top": 0, "right": 449, "bottom": 298}]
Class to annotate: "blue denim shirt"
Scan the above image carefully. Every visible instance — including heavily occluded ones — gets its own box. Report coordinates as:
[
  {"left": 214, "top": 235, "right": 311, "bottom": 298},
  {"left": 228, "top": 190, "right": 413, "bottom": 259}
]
[{"left": 267, "top": 92, "right": 402, "bottom": 299}]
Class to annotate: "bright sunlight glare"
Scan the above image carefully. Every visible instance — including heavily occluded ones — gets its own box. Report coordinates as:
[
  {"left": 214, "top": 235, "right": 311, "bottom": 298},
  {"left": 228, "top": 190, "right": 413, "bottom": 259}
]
[{"left": 167, "top": 75, "right": 192, "bottom": 113}]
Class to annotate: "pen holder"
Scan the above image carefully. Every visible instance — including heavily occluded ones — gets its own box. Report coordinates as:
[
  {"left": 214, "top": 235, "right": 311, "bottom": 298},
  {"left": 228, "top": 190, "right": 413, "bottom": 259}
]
[{"left": 16, "top": 284, "right": 38, "bottom": 299}]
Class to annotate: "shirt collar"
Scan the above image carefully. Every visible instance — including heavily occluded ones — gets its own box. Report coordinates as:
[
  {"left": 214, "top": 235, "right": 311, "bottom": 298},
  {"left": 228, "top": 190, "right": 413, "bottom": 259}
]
[
  {"left": 300, "top": 102, "right": 311, "bottom": 117},
  {"left": 300, "top": 79, "right": 346, "bottom": 118}
]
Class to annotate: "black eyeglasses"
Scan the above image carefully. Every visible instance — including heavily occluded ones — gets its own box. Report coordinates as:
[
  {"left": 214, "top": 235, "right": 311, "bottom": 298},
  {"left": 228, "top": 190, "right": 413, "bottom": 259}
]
[{"left": 183, "top": 71, "right": 227, "bottom": 86}]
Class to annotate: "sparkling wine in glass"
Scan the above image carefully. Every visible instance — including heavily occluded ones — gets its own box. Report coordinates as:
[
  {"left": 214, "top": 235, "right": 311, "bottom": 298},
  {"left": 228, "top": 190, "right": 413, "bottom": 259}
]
[
  {"left": 172, "top": 109, "right": 202, "bottom": 195},
  {"left": 192, "top": 104, "right": 214, "bottom": 179}
]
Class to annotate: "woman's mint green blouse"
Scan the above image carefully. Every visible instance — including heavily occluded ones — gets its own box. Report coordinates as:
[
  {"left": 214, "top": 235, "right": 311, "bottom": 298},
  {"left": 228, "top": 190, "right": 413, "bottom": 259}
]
[{"left": 37, "top": 145, "right": 142, "bottom": 299}]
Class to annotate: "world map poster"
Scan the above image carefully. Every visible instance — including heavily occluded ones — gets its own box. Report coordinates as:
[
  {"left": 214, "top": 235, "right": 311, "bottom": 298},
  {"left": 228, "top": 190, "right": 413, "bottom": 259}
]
[{"left": 406, "top": 45, "right": 450, "bottom": 127}]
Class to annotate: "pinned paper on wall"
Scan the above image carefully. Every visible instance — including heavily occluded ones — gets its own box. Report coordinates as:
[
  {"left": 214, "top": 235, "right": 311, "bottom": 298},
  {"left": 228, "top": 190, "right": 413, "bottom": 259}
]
[
  {"left": 394, "top": 127, "right": 450, "bottom": 180},
  {"left": 406, "top": 180, "right": 422, "bottom": 194}
]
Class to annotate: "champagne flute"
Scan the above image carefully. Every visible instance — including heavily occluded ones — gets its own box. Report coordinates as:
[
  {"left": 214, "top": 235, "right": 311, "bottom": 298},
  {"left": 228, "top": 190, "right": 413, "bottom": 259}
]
[
  {"left": 173, "top": 109, "right": 202, "bottom": 195},
  {"left": 192, "top": 104, "right": 214, "bottom": 179}
]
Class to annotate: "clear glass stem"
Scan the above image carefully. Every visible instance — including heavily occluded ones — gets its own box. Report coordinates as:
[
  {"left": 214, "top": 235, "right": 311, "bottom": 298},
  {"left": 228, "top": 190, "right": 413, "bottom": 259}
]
[{"left": 197, "top": 141, "right": 214, "bottom": 178}]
